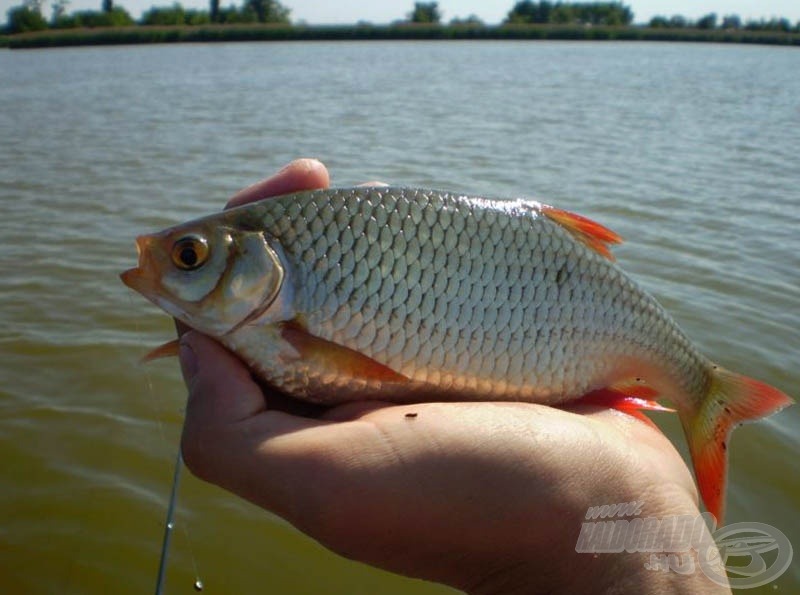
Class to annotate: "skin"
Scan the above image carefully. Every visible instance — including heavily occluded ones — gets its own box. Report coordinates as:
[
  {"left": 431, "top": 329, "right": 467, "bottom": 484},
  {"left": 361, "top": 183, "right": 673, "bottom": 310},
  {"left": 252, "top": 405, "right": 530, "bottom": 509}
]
[{"left": 178, "top": 159, "right": 731, "bottom": 594}]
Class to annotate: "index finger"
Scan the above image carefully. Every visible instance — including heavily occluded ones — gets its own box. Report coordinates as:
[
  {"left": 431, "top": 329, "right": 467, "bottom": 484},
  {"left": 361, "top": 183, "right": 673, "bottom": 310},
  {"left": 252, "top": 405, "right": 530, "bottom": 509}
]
[{"left": 226, "top": 158, "right": 331, "bottom": 209}]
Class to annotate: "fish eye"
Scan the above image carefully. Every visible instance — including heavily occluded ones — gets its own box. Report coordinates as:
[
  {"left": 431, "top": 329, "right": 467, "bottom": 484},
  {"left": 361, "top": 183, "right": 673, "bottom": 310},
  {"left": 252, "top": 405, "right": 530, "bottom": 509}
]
[{"left": 171, "top": 235, "right": 209, "bottom": 271}]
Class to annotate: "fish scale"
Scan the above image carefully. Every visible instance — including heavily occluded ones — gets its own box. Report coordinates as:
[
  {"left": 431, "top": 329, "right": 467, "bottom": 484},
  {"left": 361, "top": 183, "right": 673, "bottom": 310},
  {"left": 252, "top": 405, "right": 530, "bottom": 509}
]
[
  {"left": 235, "top": 188, "right": 701, "bottom": 403},
  {"left": 122, "top": 185, "right": 793, "bottom": 522}
]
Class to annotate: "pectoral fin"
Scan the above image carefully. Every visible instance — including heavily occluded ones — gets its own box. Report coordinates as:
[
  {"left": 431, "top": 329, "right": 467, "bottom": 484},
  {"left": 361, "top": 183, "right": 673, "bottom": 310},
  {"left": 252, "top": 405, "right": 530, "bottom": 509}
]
[
  {"left": 280, "top": 320, "right": 409, "bottom": 383},
  {"left": 141, "top": 338, "right": 181, "bottom": 363}
]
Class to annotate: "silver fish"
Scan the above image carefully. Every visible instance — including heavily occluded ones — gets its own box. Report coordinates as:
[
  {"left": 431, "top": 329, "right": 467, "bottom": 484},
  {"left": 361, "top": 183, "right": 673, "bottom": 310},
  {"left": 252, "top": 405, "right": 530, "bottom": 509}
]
[{"left": 121, "top": 186, "right": 792, "bottom": 521}]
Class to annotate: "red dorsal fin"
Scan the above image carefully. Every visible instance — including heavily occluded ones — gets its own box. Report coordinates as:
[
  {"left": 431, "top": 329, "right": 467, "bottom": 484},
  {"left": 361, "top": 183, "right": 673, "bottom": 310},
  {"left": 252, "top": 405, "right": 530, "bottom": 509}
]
[
  {"left": 141, "top": 338, "right": 181, "bottom": 363},
  {"left": 280, "top": 320, "right": 409, "bottom": 384},
  {"left": 541, "top": 205, "right": 623, "bottom": 261}
]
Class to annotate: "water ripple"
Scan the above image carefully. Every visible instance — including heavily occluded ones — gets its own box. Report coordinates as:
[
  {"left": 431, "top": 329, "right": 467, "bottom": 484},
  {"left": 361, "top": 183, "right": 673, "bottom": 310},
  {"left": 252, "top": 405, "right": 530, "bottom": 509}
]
[{"left": 1, "top": 41, "right": 798, "bottom": 594}]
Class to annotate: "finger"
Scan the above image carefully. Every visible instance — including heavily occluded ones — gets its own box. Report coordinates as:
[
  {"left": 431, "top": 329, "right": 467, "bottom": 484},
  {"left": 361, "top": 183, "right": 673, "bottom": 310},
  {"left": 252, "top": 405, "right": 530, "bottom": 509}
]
[
  {"left": 174, "top": 319, "right": 191, "bottom": 338},
  {"left": 226, "top": 158, "right": 330, "bottom": 209},
  {"left": 179, "top": 331, "right": 267, "bottom": 423},
  {"left": 178, "top": 330, "right": 343, "bottom": 516},
  {"left": 178, "top": 330, "right": 326, "bottom": 421}
]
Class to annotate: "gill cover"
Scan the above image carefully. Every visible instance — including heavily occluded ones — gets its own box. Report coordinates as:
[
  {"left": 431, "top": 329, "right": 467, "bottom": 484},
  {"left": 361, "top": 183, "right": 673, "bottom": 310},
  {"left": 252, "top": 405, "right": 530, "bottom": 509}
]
[
  {"left": 214, "top": 230, "right": 285, "bottom": 334},
  {"left": 122, "top": 225, "right": 285, "bottom": 337}
]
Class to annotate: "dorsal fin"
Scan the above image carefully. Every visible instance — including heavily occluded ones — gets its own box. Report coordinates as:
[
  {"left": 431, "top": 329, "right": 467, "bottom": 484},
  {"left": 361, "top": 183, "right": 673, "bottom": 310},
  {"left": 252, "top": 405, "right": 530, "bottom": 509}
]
[{"left": 541, "top": 205, "right": 623, "bottom": 261}]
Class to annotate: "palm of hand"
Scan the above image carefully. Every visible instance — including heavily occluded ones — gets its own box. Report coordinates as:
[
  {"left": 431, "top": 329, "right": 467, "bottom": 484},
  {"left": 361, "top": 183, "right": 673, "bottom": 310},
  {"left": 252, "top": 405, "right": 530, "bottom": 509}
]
[
  {"left": 178, "top": 159, "right": 706, "bottom": 594},
  {"left": 181, "top": 328, "right": 696, "bottom": 592}
]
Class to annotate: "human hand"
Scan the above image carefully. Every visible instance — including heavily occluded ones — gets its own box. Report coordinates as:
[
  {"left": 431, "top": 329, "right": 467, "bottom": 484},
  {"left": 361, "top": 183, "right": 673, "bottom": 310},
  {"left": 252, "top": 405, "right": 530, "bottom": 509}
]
[{"left": 178, "top": 159, "right": 730, "bottom": 594}]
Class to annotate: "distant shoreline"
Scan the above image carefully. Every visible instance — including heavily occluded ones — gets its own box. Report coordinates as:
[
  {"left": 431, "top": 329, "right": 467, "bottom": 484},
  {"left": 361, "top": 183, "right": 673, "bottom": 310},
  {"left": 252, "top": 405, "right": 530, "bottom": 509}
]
[{"left": 3, "top": 23, "right": 799, "bottom": 50}]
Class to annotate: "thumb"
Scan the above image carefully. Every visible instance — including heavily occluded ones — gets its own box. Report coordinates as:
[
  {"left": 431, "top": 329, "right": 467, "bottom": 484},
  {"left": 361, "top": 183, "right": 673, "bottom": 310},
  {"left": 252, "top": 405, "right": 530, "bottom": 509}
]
[
  {"left": 178, "top": 331, "right": 329, "bottom": 516},
  {"left": 179, "top": 331, "right": 267, "bottom": 424},
  {"left": 179, "top": 331, "right": 269, "bottom": 485}
]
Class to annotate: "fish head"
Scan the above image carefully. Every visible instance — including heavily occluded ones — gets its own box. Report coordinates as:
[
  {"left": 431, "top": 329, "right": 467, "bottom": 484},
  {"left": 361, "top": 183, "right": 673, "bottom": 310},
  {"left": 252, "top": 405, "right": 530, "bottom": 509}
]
[{"left": 121, "top": 217, "right": 285, "bottom": 337}]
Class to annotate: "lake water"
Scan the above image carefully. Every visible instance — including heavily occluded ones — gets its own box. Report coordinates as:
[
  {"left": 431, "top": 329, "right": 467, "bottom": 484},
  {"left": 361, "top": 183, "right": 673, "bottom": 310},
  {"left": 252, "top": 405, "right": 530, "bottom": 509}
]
[{"left": 1, "top": 41, "right": 798, "bottom": 594}]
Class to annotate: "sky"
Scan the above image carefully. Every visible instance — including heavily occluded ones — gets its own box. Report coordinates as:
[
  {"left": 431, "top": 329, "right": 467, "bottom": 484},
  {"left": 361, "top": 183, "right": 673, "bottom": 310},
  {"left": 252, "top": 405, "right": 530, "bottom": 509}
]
[{"left": 5, "top": 0, "right": 800, "bottom": 27}]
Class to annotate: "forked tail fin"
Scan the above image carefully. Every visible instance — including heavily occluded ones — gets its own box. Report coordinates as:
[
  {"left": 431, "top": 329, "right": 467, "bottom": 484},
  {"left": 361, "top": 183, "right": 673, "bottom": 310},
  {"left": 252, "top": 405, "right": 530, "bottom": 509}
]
[{"left": 683, "top": 366, "right": 792, "bottom": 523}]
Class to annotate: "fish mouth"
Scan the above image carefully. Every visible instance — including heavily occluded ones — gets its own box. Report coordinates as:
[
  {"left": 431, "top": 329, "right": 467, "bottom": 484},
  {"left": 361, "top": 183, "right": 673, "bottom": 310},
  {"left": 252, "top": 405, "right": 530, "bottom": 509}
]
[
  {"left": 120, "top": 236, "right": 157, "bottom": 297},
  {"left": 120, "top": 266, "right": 147, "bottom": 293}
]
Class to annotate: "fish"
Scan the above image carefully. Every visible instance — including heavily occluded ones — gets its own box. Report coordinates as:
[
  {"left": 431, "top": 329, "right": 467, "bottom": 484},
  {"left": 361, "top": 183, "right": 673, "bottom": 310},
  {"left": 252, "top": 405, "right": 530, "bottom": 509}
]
[{"left": 121, "top": 186, "right": 792, "bottom": 522}]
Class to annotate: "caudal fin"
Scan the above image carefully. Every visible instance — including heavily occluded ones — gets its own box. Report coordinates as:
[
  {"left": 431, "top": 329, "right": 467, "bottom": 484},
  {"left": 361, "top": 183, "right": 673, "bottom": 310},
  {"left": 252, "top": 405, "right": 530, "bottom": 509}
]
[{"left": 684, "top": 367, "right": 792, "bottom": 523}]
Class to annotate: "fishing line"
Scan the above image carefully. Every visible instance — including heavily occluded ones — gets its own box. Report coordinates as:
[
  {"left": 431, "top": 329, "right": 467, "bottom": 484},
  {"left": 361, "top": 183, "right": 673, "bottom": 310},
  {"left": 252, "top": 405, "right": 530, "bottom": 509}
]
[
  {"left": 155, "top": 448, "right": 182, "bottom": 594},
  {"left": 155, "top": 450, "right": 203, "bottom": 594},
  {"left": 144, "top": 363, "right": 204, "bottom": 594},
  {"left": 131, "top": 294, "right": 203, "bottom": 593}
]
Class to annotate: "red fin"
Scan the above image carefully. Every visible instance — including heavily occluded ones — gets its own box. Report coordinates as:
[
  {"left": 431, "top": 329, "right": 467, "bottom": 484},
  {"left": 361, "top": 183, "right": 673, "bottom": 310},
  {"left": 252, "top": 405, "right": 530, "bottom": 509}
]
[
  {"left": 575, "top": 385, "right": 675, "bottom": 426},
  {"left": 141, "top": 338, "right": 180, "bottom": 363},
  {"left": 280, "top": 321, "right": 409, "bottom": 384},
  {"left": 542, "top": 205, "right": 623, "bottom": 261},
  {"left": 580, "top": 389, "right": 674, "bottom": 413},
  {"left": 684, "top": 367, "right": 793, "bottom": 524}
]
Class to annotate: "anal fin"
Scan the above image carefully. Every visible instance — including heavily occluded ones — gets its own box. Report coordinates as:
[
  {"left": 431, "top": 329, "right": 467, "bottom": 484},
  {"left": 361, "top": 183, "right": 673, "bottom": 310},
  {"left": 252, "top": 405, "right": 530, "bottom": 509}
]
[{"left": 571, "top": 382, "right": 675, "bottom": 425}]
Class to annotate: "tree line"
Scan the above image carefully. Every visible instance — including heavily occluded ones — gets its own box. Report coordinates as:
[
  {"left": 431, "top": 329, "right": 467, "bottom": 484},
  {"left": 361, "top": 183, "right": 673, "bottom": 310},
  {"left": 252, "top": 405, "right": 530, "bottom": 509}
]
[
  {"left": 5, "top": 0, "right": 289, "bottom": 32},
  {"left": 648, "top": 13, "right": 796, "bottom": 33},
  {"left": 5, "top": 0, "right": 800, "bottom": 35},
  {"left": 503, "top": 2, "right": 797, "bottom": 32}
]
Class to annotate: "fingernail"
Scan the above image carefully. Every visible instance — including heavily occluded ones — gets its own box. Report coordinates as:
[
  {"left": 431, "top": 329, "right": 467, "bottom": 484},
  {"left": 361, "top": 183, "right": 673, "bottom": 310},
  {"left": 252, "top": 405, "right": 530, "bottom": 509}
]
[
  {"left": 295, "top": 157, "right": 321, "bottom": 170},
  {"left": 179, "top": 337, "right": 198, "bottom": 383}
]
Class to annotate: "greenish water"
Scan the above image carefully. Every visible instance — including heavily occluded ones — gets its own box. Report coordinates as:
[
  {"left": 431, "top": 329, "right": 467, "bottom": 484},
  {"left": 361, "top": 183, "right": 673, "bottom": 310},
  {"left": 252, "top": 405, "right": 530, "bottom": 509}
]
[{"left": 1, "top": 41, "right": 798, "bottom": 593}]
